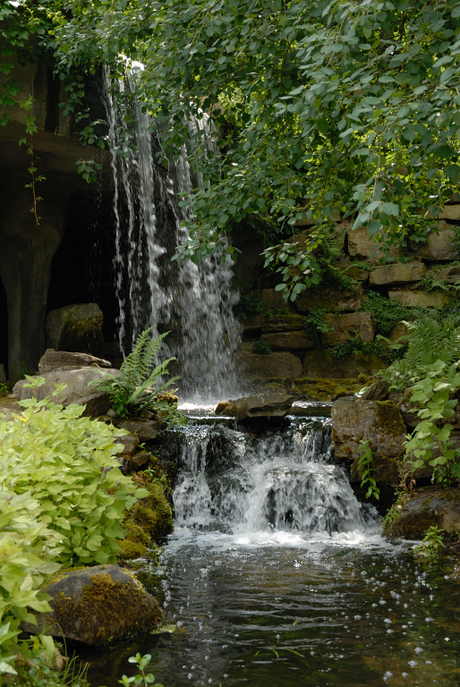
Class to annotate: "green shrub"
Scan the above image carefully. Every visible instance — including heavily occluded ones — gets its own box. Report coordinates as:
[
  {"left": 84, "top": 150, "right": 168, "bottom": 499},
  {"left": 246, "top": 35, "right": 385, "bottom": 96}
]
[
  {"left": 0, "top": 491, "right": 62, "bottom": 676},
  {"left": 89, "top": 328, "right": 180, "bottom": 420},
  {"left": 0, "top": 379, "right": 149, "bottom": 567}
]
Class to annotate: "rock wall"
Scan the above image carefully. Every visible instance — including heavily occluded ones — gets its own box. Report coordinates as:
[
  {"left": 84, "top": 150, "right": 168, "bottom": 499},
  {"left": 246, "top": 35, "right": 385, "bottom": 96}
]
[{"left": 234, "top": 208, "right": 460, "bottom": 387}]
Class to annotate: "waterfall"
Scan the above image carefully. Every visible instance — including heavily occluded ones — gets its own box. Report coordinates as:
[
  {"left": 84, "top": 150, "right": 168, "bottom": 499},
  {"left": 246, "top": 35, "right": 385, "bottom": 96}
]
[
  {"left": 168, "top": 416, "right": 376, "bottom": 537},
  {"left": 101, "top": 66, "right": 241, "bottom": 399}
]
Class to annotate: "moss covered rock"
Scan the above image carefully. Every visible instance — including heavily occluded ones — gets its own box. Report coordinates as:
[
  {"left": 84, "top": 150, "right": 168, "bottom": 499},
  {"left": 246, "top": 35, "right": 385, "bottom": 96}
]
[
  {"left": 119, "top": 472, "right": 173, "bottom": 559},
  {"left": 30, "top": 565, "right": 162, "bottom": 645},
  {"left": 385, "top": 488, "right": 460, "bottom": 540}
]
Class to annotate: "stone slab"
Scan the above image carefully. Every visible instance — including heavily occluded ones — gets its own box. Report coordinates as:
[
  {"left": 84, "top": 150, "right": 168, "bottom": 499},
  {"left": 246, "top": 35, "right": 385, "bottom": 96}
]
[
  {"left": 388, "top": 290, "right": 449, "bottom": 308},
  {"left": 369, "top": 261, "right": 426, "bottom": 286}
]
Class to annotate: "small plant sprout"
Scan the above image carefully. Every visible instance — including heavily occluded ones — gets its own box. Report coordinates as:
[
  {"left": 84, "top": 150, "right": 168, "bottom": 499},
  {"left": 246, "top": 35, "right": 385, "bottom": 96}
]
[
  {"left": 119, "top": 654, "right": 164, "bottom": 687},
  {"left": 358, "top": 439, "right": 380, "bottom": 501}
]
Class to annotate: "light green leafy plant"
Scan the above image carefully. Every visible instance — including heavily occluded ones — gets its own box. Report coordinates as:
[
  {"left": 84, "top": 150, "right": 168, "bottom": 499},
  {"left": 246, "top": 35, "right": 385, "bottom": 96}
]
[
  {"left": 381, "top": 311, "right": 460, "bottom": 391},
  {"left": 0, "top": 490, "right": 62, "bottom": 675},
  {"left": 89, "top": 328, "right": 180, "bottom": 420},
  {"left": 403, "top": 360, "right": 460, "bottom": 486},
  {"left": 0, "top": 378, "right": 149, "bottom": 567}
]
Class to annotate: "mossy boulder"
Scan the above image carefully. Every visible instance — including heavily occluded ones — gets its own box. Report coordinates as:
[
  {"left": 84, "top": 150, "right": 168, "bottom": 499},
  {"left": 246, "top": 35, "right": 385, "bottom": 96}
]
[
  {"left": 385, "top": 488, "right": 460, "bottom": 540},
  {"left": 119, "top": 471, "right": 173, "bottom": 559},
  {"left": 29, "top": 565, "right": 162, "bottom": 645}
]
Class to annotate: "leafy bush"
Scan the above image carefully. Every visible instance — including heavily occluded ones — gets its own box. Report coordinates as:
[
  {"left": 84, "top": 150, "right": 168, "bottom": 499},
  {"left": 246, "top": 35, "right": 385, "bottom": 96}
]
[
  {"left": 0, "top": 491, "right": 62, "bottom": 675},
  {"left": 89, "top": 328, "right": 180, "bottom": 419},
  {"left": 0, "top": 380, "right": 149, "bottom": 567},
  {"left": 403, "top": 360, "right": 460, "bottom": 486}
]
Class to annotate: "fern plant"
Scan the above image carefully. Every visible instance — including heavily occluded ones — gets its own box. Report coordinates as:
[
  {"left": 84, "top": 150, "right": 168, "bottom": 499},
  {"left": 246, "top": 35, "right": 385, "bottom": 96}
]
[
  {"left": 90, "top": 329, "right": 180, "bottom": 419},
  {"left": 381, "top": 312, "right": 460, "bottom": 391}
]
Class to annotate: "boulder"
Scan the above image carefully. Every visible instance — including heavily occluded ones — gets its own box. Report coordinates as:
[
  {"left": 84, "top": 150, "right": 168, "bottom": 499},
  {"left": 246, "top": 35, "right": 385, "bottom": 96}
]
[
  {"left": 38, "top": 349, "right": 112, "bottom": 374},
  {"left": 238, "top": 343, "right": 303, "bottom": 380},
  {"left": 28, "top": 565, "right": 162, "bottom": 645},
  {"left": 324, "top": 312, "right": 375, "bottom": 345},
  {"left": 215, "top": 392, "right": 295, "bottom": 420},
  {"left": 303, "top": 350, "right": 386, "bottom": 379},
  {"left": 295, "top": 285, "right": 364, "bottom": 314},
  {"left": 13, "top": 367, "right": 118, "bottom": 416},
  {"left": 388, "top": 289, "right": 449, "bottom": 308},
  {"left": 385, "top": 489, "right": 460, "bottom": 540},
  {"left": 260, "top": 330, "right": 316, "bottom": 351},
  {"left": 46, "top": 303, "right": 104, "bottom": 355},
  {"left": 416, "top": 221, "right": 458, "bottom": 261},
  {"left": 369, "top": 261, "right": 426, "bottom": 286},
  {"left": 331, "top": 397, "right": 406, "bottom": 461}
]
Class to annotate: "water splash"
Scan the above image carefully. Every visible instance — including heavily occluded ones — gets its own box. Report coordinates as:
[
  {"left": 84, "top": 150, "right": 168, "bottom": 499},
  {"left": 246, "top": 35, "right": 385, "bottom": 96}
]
[{"left": 171, "top": 417, "right": 378, "bottom": 538}]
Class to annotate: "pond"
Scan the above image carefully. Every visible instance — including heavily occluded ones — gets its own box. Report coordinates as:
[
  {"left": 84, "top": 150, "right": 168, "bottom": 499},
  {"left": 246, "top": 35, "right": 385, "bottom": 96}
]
[{"left": 83, "top": 414, "right": 460, "bottom": 687}]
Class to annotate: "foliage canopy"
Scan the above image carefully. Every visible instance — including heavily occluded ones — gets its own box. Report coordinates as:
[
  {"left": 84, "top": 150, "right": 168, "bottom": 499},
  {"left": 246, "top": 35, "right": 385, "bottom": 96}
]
[{"left": 1, "top": 0, "right": 460, "bottom": 290}]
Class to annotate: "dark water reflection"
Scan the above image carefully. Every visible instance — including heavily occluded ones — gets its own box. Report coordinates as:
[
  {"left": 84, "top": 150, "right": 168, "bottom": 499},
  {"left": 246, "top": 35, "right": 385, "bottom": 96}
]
[{"left": 84, "top": 532, "right": 460, "bottom": 687}]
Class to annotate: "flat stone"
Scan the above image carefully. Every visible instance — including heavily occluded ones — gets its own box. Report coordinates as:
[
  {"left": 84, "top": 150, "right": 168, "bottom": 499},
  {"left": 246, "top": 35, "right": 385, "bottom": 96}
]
[
  {"left": 388, "top": 290, "right": 449, "bottom": 308},
  {"left": 440, "top": 205, "right": 460, "bottom": 221},
  {"left": 242, "top": 314, "right": 305, "bottom": 336},
  {"left": 324, "top": 312, "right": 375, "bottom": 345},
  {"left": 331, "top": 397, "right": 406, "bottom": 462},
  {"left": 215, "top": 392, "right": 295, "bottom": 420},
  {"left": 417, "top": 221, "right": 458, "bottom": 261},
  {"left": 347, "top": 226, "right": 401, "bottom": 262},
  {"left": 38, "top": 349, "right": 112, "bottom": 374},
  {"left": 369, "top": 261, "right": 427, "bottom": 286},
  {"left": 295, "top": 285, "right": 364, "bottom": 314},
  {"left": 260, "top": 330, "right": 316, "bottom": 350},
  {"left": 24, "top": 565, "right": 162, "bottom": 645},
  {"left": 303, "top": 350, "right": 386, "bottom": 379},
  {"left": 238, "top": 344, "right": 303, "bottom": 380}
]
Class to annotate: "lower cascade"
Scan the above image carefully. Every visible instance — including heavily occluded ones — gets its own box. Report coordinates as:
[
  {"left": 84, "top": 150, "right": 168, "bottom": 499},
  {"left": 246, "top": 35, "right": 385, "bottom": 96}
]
[{"left": 169, "top": 415, "right": 377, "bottom": 538}]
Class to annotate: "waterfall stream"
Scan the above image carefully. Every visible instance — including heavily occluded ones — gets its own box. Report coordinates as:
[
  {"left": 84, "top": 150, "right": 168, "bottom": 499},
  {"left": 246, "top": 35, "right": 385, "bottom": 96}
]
[{"left": 101, "top": 66, "right": 241, "bottom": 399}]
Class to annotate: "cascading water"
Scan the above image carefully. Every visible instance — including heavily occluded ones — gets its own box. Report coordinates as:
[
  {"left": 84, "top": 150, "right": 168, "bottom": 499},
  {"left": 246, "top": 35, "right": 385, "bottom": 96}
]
[
  {"left": 84, "top": 412, "right": 460, "bottom": 687},
  {"left": 101, "top": 66, "right": 241, "bottom": 399},
  {"left": 170, "top": 416, "right": 376, "bottom": 538}
]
